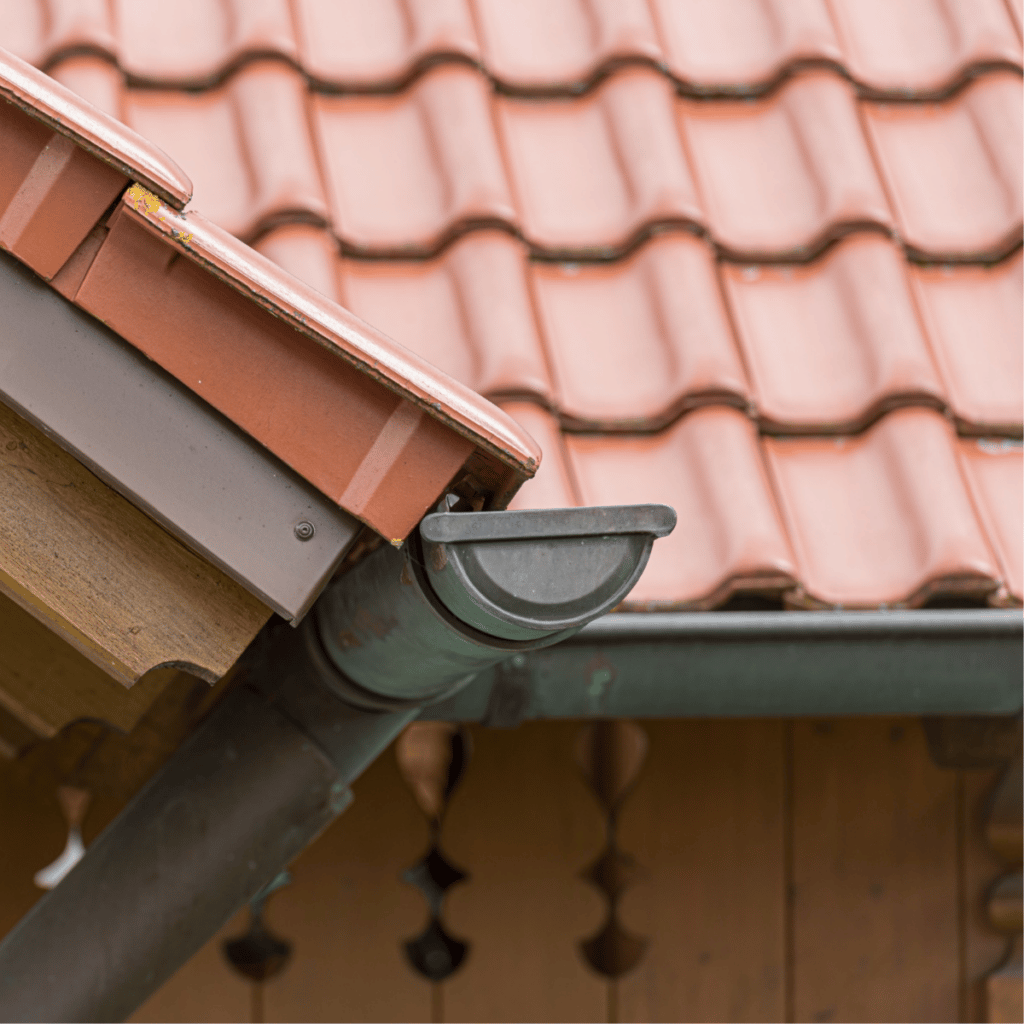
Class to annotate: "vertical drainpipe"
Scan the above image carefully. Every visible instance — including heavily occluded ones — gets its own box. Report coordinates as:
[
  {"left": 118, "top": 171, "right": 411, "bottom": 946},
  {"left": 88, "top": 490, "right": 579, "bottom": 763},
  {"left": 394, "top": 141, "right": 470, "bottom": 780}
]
[{"left": 0, "top": 504, "right": 674, "bottom": 1023}]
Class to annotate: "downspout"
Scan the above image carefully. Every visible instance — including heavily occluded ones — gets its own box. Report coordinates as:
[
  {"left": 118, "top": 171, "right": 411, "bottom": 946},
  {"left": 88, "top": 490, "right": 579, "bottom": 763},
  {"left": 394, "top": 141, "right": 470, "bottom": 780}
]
[{"left": 0, "top": 503, "right": 675, "bottom": 1023}]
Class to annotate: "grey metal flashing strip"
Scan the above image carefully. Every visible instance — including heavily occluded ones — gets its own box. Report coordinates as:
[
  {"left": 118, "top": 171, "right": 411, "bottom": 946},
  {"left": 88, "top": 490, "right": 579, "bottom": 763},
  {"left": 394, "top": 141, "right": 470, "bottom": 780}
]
[
  {"left": 420, "top": 609, "right": 1024, "bottom": 722},
  {"left": 0, "top": 248, "right": 358, "bottom": 621}
]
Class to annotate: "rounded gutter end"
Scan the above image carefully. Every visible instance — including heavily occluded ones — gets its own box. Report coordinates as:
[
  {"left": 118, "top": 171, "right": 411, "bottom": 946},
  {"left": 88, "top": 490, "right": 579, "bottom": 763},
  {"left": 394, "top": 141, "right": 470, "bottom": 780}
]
[{"left": 419, "top": 504, "right": 676, "bottom": 641}]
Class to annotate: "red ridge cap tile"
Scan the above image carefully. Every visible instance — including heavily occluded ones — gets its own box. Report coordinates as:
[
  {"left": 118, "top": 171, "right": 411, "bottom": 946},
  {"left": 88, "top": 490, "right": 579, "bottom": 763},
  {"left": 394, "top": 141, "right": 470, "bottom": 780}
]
[
  {"left": 765, "top": 409, "right": 1000, "bottom": 608},
  {"left": 116, "top": 188, "right": 540, "bottom": 479},
  {"left": 912, "top": 251, "right": 1023, "bottom": 434},
  {"left": 473, "top": 0, "right": 661, "bottom": 90},
  {"left": 49, "top": 55, "right": 124, "bottom": 120},
  {"left": 566, "top": 407, "right": 797, "bottom": 608},
  {"left": 653, "top": 0, "right": 841, "bottom": 93},
  {"left": 827, "top": 0, "right": 1023, "bottom": 97},
  {"left": 254, "top": 223, "right": 341, "bottom": 302},
  {"left": 863, "top": 72, "right": 1023, "bottom": 259},
  {"left": 116, "top": 0, "right": 299, "bottom": 86},
  {"left": 531, "top": 234, "right": 748, "bottom": 429},
  {"left": 0, "top": 46, "right": 191, "bottom": 208},
  {"left": 313, "top": 65, "right": 513, "bottom": 255},
  {"left": 125, "top": 61, "right": 327, "bottom": 241},
  {"left": 499, "top": 68, "right": 701, "bottom": 254},
  {"left": 340, "top": 231, "right": 554, "bottom": 403},
  {"left": 293, "top": 0, "right": 478, "bottom": 88},
  {"left": 959, "top": 437, "right": 1023, "bottom": 604},
  {"left": 722, "top": 235, "right": 945, "bottom": 432},
  {"left": 681, "top": 70, "right": 892, "bottom": 259}
]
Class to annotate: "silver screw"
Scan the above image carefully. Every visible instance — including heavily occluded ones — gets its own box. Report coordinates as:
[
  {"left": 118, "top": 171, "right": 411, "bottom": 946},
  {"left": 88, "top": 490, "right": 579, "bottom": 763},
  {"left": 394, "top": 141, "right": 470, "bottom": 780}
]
[{"left": 294, "top": 521, "right": 315, "bottom": 541}]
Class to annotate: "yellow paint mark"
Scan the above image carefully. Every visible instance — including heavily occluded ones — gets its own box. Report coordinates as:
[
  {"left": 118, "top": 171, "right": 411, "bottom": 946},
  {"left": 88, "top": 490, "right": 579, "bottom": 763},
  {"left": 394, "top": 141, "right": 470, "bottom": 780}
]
[{"left": 126, "top": 184, "right": 192, "bottom": 246}]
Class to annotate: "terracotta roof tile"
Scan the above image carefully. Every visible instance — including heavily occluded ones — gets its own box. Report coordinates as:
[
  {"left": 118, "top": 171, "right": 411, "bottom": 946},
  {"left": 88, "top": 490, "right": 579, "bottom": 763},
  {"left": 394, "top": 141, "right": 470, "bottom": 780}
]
[
  {"left": 499, "top": 68, "right": 700, "bottom": 254},
  {"left": 473, "top": 0, "right": 660, "bottom": 91},
  {"left": 3, "top": 3, "right": 1019, "bottom": 611},
  {"left": 652, "top": 0, "right": 841, "bottom": 93},
  {"left": 827, "top": 0, "right": 1022, "bottom": 98},
  {"left": 722, "top": 235, "right": 945, "bottom": 432},
  {"left": 313, "top": 65, "right": 513, "bottom": 254},
  {"left": 125, "top": 62, "right": 327, "bottom": 240},
  {"left": 116, "top": 0, "right": 298, "bottom": 86},
  {"left": 499, "top": 401, "right": 580, "bottom": 512},
  {"left": 565, "top": 407, "right": 797, "bottom": 608},
  {"left": 681, "top": 71, "right": 892, "bottom": 258},
  {"left": 293, "top": 0, "right": 478, "bottom": 89},
  {"left": 0, "top": 0, "right": 115, "bottom": 71},
  {"left": 765, "top": 409, "right": 1002, "bottom": 607},
  {"left": 531, "top": 235, "right": 747, "bottom": 428},
  {"left": 863, "top": 71, "right": 1023, "bottom": 259},
  {"left": 339, "top": 231, "right": 553, "bottom": 403},
  {"left": 911, "top": 252, "right": 1023, "bottom": 435},
  {"left": 959, "top": 437, "right": 1023, "bottom": 604}
]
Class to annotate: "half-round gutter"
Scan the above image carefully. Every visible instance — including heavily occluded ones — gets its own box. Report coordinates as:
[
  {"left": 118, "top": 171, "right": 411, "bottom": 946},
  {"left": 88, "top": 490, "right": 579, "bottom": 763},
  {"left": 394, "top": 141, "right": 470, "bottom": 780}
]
[{"left": 0, "top": 503, "right": 675, "bottom": 1023}]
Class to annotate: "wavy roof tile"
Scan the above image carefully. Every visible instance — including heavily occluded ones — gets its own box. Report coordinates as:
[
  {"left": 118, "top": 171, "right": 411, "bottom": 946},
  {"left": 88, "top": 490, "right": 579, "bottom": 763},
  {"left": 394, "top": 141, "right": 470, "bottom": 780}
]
[{"left": 1, "top": 1, "right": 1020, "bottom": 611}]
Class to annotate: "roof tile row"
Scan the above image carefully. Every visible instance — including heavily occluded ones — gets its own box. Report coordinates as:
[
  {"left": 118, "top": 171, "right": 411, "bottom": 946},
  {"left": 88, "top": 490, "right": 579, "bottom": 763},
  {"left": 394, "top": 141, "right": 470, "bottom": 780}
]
[
  {"left": 49, "top": 61, "right": 1022, "bottom": 261},
  {"left": 501, "top": 403, "right": 1022, "bottom": 610},
  {"left": 3, "top": 0, "right": 1021, "bottom": 96},
  {"left": 254, "top": 226, "right": 1023, "bottom": 438}
]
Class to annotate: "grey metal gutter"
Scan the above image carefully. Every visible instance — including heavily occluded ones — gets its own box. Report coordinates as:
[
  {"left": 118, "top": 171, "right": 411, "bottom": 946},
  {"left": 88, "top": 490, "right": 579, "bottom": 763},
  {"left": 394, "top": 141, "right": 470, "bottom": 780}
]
[
  {"left": 421, "top": 609, "right": 1024, "bottom": 723},
  {"left": 0, "top": 247, "right": 358, "bottom": 621}
]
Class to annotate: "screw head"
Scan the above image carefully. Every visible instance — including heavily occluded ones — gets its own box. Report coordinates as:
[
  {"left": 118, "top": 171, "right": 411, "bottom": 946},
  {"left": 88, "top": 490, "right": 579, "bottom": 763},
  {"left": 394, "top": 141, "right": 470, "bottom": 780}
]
[{"left": 294, "top": 521, "right": 315, "bottom": 541}]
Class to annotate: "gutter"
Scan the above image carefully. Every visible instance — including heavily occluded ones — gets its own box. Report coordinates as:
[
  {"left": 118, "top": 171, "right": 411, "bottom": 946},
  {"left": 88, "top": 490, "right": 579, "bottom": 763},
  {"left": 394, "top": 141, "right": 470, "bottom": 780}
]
[
  {"left": 422, "top": 608, "right": 1023, "bottom": 724},
  {"left": 0, "top": 503, "right": 675, "bottom": 1023}
]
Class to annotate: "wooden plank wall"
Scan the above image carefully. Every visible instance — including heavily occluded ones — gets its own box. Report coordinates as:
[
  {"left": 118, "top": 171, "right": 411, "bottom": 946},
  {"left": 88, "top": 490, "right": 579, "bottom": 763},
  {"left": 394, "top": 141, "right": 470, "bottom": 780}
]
[{"left": 0, "top": 718, "right": 1014, "bottom": 1024}]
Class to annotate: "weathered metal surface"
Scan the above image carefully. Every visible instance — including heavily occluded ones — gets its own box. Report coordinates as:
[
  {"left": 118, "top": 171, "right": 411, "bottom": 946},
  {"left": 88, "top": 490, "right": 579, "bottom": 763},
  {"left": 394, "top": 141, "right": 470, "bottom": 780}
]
[
  {"left": 316, "top": 508, "right": 676, "bottom": 703},
  {"left": 421, "top": 609, "right": 1024, "bottom": 722},
  {"left": 0, "top": 247, "right": 359, "bottom": 621},
  {"left": 420, "top": 504, "right": 676, "bottom": 639}
]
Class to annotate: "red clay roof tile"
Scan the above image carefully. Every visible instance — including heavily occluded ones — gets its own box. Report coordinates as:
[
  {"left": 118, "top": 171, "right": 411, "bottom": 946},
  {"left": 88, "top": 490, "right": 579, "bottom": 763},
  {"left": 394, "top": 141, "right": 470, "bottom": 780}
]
[
  {"left": 722, "top": 235, "right": 945, "bottom": 432},
  {"left": 911, "top": 252, "right": 1023, "bottom": 435},
  {"left": 681, "top": 71, "right": 892, "bottom": 258},
  {"left": 293, "top": 0, "right": 478, "bottom": 90},
  {"left": 565, "top": 407, "right": 797, "bottom": 608},
  {"left": 531, "top": 235, "right": 748, "bottom": 429},
  {"left": 4, "top": 3, "right": 1019, "bottom": 610},
  {"left": 863, "top": 72, "right": 1023, "bottom": 259},
  {"left": 959, "top": 437, "right": 1023, "bottom": 604},
  {"left": 765, "top": 409, "right": 1002, "bottom": 608},
  {"left": 473, "top": 0, "right": 660, "bottom": 91},
  {"left": 313, "top": 65, "right": 513, "bottom": 254},
  {"left": 827, "top": 0, "right": 1022, "bottom": 98},
  {"left": 0, "top": 0, "right": 115, "bottom": 71},
  {"left": 116, "top": 0, "right": 298, "bottom": 86},
  {"left": 653, "top": 0, "right": 841, "bottom": 93},
  {"left": 124, "top": 62, "right": 327, "bottom": 241},
  {"left": 499, "top": 68, "right": 700, "bottom": 254},
  {"left": 340, "top": 231, "right": 553, "bottom": 404}
]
